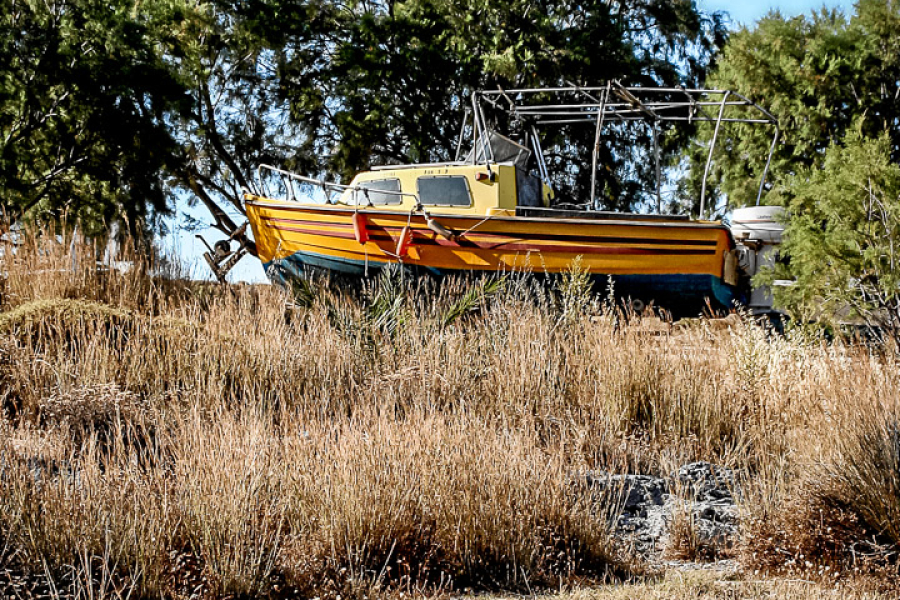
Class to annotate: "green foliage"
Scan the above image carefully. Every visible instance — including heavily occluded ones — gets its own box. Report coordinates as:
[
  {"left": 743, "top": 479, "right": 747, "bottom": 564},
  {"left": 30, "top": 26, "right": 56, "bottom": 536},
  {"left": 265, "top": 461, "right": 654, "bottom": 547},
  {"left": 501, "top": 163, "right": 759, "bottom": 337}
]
[
  {"left": 441, "top": 275, "right": 506, "bottom": 328},
  {"left": 556, "top": 255, "right": 593, "bottom": 321},
  {"left": 0, "top": 0, "right": 191, "bottom": 235},
  {"left": 324, "top": 265, "right": 411, "bottom": 354},
  {"left": 685, "top": 0, "right": 900, "bottom": 339},
  {"left": 285, "top": 275, "right": 323, "bottom": 310},
  {"left": 281, "top": 0, "right": 727, "bottom": 209},
  {"left": 762, "top": 131, "right": 900, "bottom": 340},
  {"left": 363, "top": 265, "right": 410, "bottom": 339},
  {"left": 165, "top": 0, "right": 319, "bottom": 236},
  {"left": 682, "top": 1, "right": 900, "bottom": 215}
]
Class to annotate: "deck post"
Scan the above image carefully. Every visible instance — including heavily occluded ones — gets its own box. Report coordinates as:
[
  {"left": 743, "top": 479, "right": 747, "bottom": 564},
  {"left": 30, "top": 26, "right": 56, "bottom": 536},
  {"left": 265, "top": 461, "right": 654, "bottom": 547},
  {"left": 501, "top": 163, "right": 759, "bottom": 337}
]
[
  {"left": 529, "top": 125, "right": 550, "bottom": 183},
  {"left": 653, "top": 119, "right": 661, "bottom": 213},
  {"left": 700, "top": 91, "right": 730, "bottom": 220},
  {"left": 756, "top": 125, "right": 780, "bottom": 206},
  {"left": 285, "top": 174, "right": 294, "bottom": 202},
  {"left": 455, "top": 109, "right": 470, "bottom": 162},
  {"left": 471, "top": 93, "right": 495, "bottom": 177},
  {"left": 590, "top": 82, "right": 611, "bottom": 211}
]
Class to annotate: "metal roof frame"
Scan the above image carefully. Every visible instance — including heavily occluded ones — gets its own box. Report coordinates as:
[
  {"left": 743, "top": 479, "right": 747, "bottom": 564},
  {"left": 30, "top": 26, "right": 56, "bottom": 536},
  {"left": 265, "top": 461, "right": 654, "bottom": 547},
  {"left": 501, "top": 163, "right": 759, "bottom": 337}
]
[{"left": 471, "top": 81, "right": 780, "bottom": 217}]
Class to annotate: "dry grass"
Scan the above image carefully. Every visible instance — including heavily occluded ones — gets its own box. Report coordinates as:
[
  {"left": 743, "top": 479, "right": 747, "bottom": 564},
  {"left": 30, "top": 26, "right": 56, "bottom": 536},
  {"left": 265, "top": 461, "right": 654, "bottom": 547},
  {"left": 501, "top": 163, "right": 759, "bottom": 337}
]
[
  {"left": 502, "top": 570, "right": 896, "bottom": 599},
  {"left": 1, "top": 224, "right": 900, "bottom": 599}
]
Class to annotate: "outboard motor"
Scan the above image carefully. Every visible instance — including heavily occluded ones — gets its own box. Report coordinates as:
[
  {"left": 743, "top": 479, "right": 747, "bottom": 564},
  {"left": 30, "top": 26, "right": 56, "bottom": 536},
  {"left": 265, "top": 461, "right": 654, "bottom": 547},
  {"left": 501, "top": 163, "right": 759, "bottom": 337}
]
[{"left": 730, "top": 206, "right": 786, "bottom": 315}]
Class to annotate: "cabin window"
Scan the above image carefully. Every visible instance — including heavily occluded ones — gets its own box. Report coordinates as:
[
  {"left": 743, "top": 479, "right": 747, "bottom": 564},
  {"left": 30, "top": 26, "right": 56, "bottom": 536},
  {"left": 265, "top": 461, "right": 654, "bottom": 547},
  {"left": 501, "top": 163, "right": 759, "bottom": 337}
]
[
  {"left": 353, "top": 178, "right": 402, "bottom": 205},
  {"left": 417, "top": 176, "right": 472, "bottom": 207}
]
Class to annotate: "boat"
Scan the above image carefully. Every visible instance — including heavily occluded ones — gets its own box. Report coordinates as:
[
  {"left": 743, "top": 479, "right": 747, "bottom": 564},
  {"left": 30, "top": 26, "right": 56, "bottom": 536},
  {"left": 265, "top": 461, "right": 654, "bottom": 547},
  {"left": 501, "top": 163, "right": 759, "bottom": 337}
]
[{"left": 236, "top": 82, "right": 781, "bottom": 316}]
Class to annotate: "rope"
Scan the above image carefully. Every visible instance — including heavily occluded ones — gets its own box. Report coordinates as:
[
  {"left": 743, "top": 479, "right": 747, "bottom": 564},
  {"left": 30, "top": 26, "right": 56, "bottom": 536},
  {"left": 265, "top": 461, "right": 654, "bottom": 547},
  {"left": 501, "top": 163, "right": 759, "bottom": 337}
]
[
  {"left": 364, "top": 237, "right": 369, "bottom": 276},
  {"left": 352, "top": 193, "right": 372, "bottom": 275},
  {"left": 399, "top": 206, "right": 417, "bottom": 260},
  {"left": 457, "top": 212, "right": 496, "bottom": 239}
]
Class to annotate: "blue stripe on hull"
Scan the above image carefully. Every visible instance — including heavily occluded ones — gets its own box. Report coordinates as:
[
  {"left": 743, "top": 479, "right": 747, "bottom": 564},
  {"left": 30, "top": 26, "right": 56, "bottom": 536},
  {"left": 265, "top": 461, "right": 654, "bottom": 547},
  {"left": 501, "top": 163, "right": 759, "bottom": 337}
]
[
  {"left": 263, "top": 249, "right": 742, "bottom": 316},
  {"left": 604, "top": 273, "right": 739, "bottom": 315}
]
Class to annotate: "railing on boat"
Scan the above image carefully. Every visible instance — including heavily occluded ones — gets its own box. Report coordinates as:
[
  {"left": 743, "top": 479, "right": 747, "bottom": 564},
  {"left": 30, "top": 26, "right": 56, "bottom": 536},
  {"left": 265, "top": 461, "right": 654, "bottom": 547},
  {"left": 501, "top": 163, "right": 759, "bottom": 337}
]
[{"left": 255, "top": 164, "right": 419, "bottom": 207}]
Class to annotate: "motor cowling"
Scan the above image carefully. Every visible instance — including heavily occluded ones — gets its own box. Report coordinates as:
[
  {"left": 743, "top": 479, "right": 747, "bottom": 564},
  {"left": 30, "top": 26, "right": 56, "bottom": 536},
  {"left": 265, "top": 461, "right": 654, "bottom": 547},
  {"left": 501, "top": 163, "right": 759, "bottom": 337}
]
[{"left": 730, "top": 206, "right": 786, "bottom": 315}]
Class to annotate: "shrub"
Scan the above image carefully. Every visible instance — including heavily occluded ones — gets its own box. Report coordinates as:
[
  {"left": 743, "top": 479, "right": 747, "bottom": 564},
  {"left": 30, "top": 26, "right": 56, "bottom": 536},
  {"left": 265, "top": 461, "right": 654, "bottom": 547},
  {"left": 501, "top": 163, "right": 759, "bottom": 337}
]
[{"left": 764, "top": 130, "right": 900, "bottom": 343}]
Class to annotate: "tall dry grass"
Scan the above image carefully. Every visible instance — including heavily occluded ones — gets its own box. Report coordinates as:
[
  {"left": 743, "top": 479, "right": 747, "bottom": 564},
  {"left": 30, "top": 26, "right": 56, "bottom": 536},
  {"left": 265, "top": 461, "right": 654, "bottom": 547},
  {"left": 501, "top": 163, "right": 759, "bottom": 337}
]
[{"left": 1, "top": 224, "right": 899, "bottom": 598}]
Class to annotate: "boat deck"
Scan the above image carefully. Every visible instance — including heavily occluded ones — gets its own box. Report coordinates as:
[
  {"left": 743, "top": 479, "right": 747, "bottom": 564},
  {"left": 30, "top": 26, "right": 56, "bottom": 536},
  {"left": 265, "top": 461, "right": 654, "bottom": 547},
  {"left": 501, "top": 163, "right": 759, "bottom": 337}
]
[{"left": 516, "top": 207, "right": 691, "bottom": 222}]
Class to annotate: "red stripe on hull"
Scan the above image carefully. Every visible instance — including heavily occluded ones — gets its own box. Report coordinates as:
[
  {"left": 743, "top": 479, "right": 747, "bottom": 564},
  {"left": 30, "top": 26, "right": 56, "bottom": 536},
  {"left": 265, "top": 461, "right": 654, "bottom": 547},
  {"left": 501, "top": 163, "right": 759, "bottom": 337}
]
[{"left": 268, "top": 224, "right": 716, "bottom": 256}]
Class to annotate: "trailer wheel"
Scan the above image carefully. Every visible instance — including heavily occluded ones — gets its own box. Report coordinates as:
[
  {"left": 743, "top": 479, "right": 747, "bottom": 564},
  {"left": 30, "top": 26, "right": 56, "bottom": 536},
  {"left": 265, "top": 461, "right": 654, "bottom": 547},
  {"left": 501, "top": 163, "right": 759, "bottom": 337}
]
[{"left": 214, "top": 240, "right": 231, "bottom": 259}]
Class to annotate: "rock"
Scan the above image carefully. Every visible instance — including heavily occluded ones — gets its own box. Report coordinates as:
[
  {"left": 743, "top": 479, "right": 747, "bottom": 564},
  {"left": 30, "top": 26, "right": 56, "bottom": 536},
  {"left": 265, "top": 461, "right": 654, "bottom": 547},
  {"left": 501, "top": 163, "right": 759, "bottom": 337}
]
[
  {"left": 585, "top": 471, "right": 668, "bottom": 512},
  {"left": 675, "top": 462, "right": 737, "bottom": 503},
  {"left": 691, "top": 501, "right": 738, "bottom": 547},
  {"left": 0, "top": 452, "right": 81, "bottom": 489},
  {"left": 672, "top": 462, "right": 739, "bottom": 554},
  {"left": 579, "top": 462, "right": 740, "bottom": 561},
  {"left": 583, "top": 471, "right": 671, "bottom": 556}
]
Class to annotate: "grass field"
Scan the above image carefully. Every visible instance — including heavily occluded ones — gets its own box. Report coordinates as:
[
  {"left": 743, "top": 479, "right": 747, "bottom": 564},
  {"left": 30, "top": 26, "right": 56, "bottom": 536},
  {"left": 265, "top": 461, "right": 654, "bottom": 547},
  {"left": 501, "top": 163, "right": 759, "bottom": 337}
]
[
  {"left": 494, "top": 570, "right": 894, "bottom": 599},
  {"left": 1, "top": 227, "right": 899, "bottom": 599}
]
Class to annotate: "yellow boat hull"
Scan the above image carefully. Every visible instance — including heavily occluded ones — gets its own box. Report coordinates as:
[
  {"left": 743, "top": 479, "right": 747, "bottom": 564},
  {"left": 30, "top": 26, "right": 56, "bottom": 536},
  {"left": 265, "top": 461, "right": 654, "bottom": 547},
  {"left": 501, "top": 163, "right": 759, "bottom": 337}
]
[{"left": 245, "top": 197, "right": 741, "bottom": 313}]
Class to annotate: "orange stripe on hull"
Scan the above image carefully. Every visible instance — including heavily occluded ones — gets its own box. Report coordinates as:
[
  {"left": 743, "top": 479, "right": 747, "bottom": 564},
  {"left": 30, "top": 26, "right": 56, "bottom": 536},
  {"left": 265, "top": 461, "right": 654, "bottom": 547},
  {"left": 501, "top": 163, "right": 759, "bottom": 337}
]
[
  {"left": 246, "top": 202, "right": 732, "bottom": 277},
  {"left": 258, "top": 215, "right": 720, "bottom": 248},
  {"left": 266, "top": 223, "right": 716, "bottom": 256}
]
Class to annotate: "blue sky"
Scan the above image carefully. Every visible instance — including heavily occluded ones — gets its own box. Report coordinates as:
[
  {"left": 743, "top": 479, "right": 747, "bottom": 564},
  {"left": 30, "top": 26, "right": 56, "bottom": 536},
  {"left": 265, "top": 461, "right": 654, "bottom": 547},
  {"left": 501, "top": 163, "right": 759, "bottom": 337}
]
[
  {"left": 699, "top": 0, "right": 855, "bottom": 25},
  {"left": 164, "top": 0, "right": 860, "bottom": 283}
]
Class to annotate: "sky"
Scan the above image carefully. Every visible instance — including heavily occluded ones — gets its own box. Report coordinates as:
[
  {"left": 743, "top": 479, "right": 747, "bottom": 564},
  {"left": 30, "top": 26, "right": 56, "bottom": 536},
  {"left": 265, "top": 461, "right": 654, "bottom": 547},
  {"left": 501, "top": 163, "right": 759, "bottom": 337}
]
[
  {"left": 699, "top": 0, "right": 855, "bottom": 25},
  {"left": 163, "top": 0, "right": 859, "bottom": 284}
]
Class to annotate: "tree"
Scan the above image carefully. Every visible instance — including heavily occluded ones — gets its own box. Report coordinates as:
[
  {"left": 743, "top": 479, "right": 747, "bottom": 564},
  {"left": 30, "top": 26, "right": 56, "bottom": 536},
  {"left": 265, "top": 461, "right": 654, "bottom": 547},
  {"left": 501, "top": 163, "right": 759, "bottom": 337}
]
[
  {"left": 679, "top": 0, "right": 900, "bottom": 334},
  {"left": 763, "top": 130, "right": 900, "bottom": 342},
  {"left": 0, "top": 0, "right": 191, "bottom": 236},
  {"left": 163, "top": 0, "right": 322, "bottom": 240},
  {"left": 680, "top": 0, "right": 900, "bottom": 216},
  {"left": 277, "top": 0, "right": 727, "bottom": 210}
]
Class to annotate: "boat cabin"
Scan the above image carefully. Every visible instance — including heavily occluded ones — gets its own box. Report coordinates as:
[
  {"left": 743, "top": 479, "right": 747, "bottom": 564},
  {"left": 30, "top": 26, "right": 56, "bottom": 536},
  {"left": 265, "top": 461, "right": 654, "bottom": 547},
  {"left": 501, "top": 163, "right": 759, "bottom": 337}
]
[{"left": 336, "top": 131, "right": 553, "bottom": 217}]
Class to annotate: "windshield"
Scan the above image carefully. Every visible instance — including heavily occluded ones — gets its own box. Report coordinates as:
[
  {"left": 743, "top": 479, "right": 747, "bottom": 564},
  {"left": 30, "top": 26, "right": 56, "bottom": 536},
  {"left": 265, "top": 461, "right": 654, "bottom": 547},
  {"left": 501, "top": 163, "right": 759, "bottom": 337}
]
[{"left": 466, "top": 130, "right": 531, "bottom": 170}]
